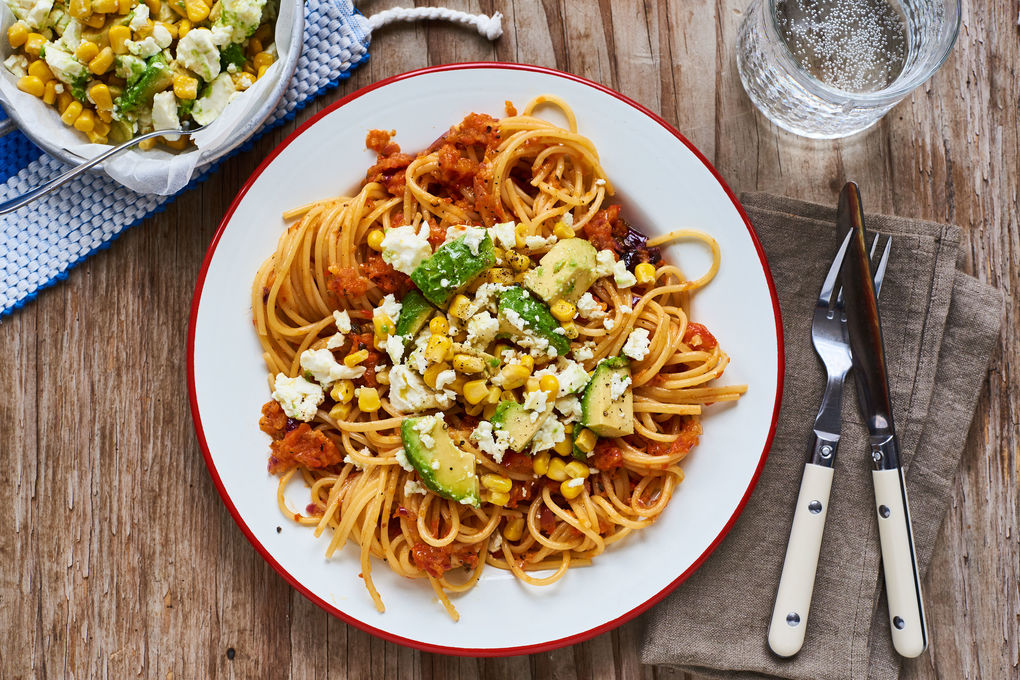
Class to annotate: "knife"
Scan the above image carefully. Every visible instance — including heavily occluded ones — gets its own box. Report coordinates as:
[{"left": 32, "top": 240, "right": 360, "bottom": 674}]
[{"left": 838, "top": 182, "right": 929, "bottom": 658}]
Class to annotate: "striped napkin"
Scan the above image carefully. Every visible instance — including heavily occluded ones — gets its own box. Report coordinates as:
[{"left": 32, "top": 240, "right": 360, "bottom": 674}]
[{"left": 0, "top": 0, "right": 370, "bottom": 318}]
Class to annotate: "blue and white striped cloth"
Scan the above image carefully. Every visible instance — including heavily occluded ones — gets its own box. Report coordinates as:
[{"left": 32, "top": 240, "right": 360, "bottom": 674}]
[{"left": 0, "top": 0, "right": 370, "bottom": 318}]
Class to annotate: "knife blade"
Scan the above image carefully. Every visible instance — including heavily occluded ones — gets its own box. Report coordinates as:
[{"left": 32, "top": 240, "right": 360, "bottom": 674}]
[{"left": 838, "top": 181, "right": 929, "bottom": 658}]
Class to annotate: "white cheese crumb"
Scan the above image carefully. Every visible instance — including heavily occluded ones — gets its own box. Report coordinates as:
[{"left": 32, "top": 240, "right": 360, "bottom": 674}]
[
  {"left": 404, "top": 480, "right": 427, "bottom": 495},
  {"left": 610, "top": 373, "right": 632, "bottom": 400},
  {"left": 271, "top": 373, "right": 323, "bottom": 422},
  {"left": 522, "top": 389, "right": 550, "bottom": 422},
  {"left": 299, "top": 349, "right": 366, "bottom": 385},
  {"left": 466, "top": 311, "right": 499, "bottom": 348},
  {"left": 333, "top": 310, "right": 352, "bottom": 333},
  {"left": 595, "top": 249, "right": 617, "bottom": 278},
  {"left": 565, "top": 477, "right": 585, "bottom": 488},
  {"left": 443, "top": 225, "right": 487, "bottom": 256},
  {"left": 525, "top": 233, "right": 557, "bottom": 250},
  {"left": 572, "top": 344, "right": 595, "bottom": 361},
  {"left": 394, "top": 448, "right": 414, "bottom": 471},
  {"left": 612, "top": 259, "right": 637, "bottom": 289},
  {"left": 434, "top": 369, "right": 457, "bottom": 392},
  {"left": 471, "top": 421, "right": 511, "bottom": 463},
  {"left": 555, "top": 396, "right": 582, "bottom": 423},
  {"left": 487, "top": 221, "right": 517, "bottom": 250},
  {"left": 594, "top": 178, "right": 606, "bottom": 186},
  {"left": 530, "top": 416, "right": 565, "bottom": 453},
  {"left": 380, "top": 223, "right": 432, "bottom": 275},
  {"left": 576, "top": 292, "right": 606, "bottom": 320},
  {"left": 603, "top": 317, "right": 616, "bottom": 331},
  {"left": 384, "top": 334, "right": 406, "bottom": 365},
  {"left": 376, "top": 294, "right": 401, "bottom": 322},
  {"left": 623, "top": 328, "right": 651, "bottom": 361}
]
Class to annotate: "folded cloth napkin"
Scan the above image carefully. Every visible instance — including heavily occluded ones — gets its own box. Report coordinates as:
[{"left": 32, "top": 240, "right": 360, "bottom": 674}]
[{"left": 642, "top": 192, "right": 1002, "bottom": 680}]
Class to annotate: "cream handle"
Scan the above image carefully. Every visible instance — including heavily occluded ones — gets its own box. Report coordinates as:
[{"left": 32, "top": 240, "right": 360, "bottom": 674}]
[
  {"left": 768, "top": 463, "right": 834, "bottom": 657},
  {"left": 872, "top": 468, "right": 928, "bottom": 658}
]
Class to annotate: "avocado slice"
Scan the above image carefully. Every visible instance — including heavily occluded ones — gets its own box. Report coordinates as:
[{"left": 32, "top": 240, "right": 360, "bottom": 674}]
[
  {"left": 115, "top": 53, "right": 173, "bottom": 115},
  {"left": 491, "top": 398, "right": 555, "bottom": 452},
  {"left": 395, "top": 289, "right": 435, "bottom": 338},
  {"left": 523, "top": 238, "right": 598, "bottom": 304},
  {"left": 410, "top": 234, "right": 495, "bottom": 306},
  {"left": 580, "top": 356, "right": 633, "bottom": 437},
  {"left": 496, "top": 286, "right": 571, "bottom": 357},
  {"left": 400, "top": 415, "right": 481, "bottom": 507}
]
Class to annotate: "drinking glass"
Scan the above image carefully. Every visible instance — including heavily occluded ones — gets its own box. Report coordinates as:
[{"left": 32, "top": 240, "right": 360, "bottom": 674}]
[{"left": 736, "top": 0, "right": 961, "bottom": 139}]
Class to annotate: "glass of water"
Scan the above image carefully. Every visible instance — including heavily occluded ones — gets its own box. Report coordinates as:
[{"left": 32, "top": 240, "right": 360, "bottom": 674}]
[{"left": 736, "top": 0, "right": 961, "bottom": 139}]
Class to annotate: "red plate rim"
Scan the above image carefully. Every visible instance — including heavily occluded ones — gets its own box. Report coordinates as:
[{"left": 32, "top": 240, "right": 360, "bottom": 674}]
[{"left": 187, "top": 61, "right": 785, "bottom": 658}]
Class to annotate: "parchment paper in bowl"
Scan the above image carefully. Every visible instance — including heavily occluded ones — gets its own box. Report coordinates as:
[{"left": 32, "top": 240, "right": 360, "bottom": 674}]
[{"left": 0, "top": 0, "right": 297, "bottom": 195}]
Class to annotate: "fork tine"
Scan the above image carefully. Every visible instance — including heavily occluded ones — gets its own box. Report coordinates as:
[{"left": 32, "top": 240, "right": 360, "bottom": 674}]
[
  {"left": 819, "top": 230, "right": 853, "bottom": 306},
  {"left": 873, "top": 236, "right": 891, "bottom": 299}
]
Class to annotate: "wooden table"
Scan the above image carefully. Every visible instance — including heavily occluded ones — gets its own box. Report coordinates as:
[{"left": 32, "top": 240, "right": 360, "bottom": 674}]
[{"left": 2, "top": 1, "right": 1016, "bottom": 677}]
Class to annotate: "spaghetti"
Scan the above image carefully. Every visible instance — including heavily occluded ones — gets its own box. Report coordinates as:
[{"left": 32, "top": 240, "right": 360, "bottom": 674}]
[{"left": 252, "top": 96, "right": 747, "bottom": 620}]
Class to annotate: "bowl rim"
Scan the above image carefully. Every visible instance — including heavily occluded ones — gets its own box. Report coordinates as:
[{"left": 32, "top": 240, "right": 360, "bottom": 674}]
[{"left": 187, "top": 61, "right": 786, "bottom": 657}]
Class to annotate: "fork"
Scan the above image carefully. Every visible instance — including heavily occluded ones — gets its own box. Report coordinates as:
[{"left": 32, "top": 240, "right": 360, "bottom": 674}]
[{"left": 767, "top": 229, "right": 891, "bottom": 657}]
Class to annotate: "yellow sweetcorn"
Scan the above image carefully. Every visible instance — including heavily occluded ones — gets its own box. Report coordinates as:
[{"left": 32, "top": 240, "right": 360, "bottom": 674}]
[
  {"left": 367, "top": 229, "right": 384, "bottom": 251},
  {"left": 480, "top": 474, "right": 512, "bottom": 493},
  {"left": 482, "top": 403, "right": 498, "bottom": 419},
  {"left": 487, "top": 490, "right": 510, "bottom": 507},
  {"left": 564, "top": 460, "right": 589, "bottom": 479},
  {"left": 574, "top": 428, "right": 597, "bottom": 453},
  {"left": 328, "top": 402, "right": 350, "bottom": 421},
  {"left": 560, "top": 478, "right": 585, "bottom": 500},
  {"left": 16, "top": 75, "right": 44, "bottom": 97},
  {"left": 173, "top": 74, "right": 198, "bottom": 99},
  {"left": 553, "top": 437, "right": 572, "bottom": 457},
  {"left": 505, "top": 250, "right": 531, "bottom": 272},
  {"left": 92, "top": 0, "right": 117, "bottom": 13},
  {"left": 88, "top": 83, "right": 113, "bottom": 110},
  {"left": 83, "top": 12, "right": 106, "bottom": 28},
  {"left": 560, "top": 322, "right": 579, "bottom": 339},
  {"left": 373, "top": 312, "right": 394, "bottom": 339},
  {"left": 499, "top": 364, "right": 530, "bottom": 390},
  {"left": 357, "top": 387, "right": 381, "bottom": 412},
  {"left": 75, "top": 39, "right": 100, "bottom": 62},
  {"left": 428, "top": 315, "right": 449, "bottom": 335},
  {"left": 108, "top": 25, "right": 131, "bottom": 53},
  {"left": 514, "top": 223, "right": 529, "bottom": 248},
  {"left": 7, "top": 22, "right": 28, "bottom": 48},
  {"left": 448, "top": 294, "right": 473, "bottom": 320},
  {"left": 635, "top": 262, "right": 656, "bottom": 285},
  {"left": 482, "top": 267, "right": 513, "bottom": 286},
  {"left": 503, "top": 517, "right": 525, "bottom": 542},
  {"left": 462, "top": 379, "right": 489, "bottom": 406},
  {"left": 68, "top": 0, "right": 90, "bottom": 18},
  {"left": 88, "top": 47, "right": 114, "bottom": 75},
  {"left": 73, "top": 108, "right": 95, "bottom": 133},
  {"left": 538, "top": 374, "right": 559, "bottom": 396},
  {"left": 553, "top": 220, "right": 575, "bottom": 240},
  {"left": 253, "top": 51, "right": 274, "bottom": 69},
  {"left": 464, "top": 401, "right": 484, "bottom": 416},
  {"left": 532, "top": 451, "right": 551, "bottom": 476},
  {"left": 42, "top": 79, "right": 57, "bottom": 104},
  {"left": 425, "top": 335, "right": 452, "bottom": 364},
  {"left": 423, "top": 362, "right": 449, "bottom": 389},
  {"left": 486, "top": 386, "right": 501, "bottom": 405},
  {"left": 56, "top": 90, "right": 73, "bottom": 113},
  {"left": 453, "top": 353, "right": 484, "bottom": 374},
  {"left": 176, "top": 18, "right": 192, "bottom": 38},
  {"left": 524, "top": 377, "right": 540, "bottom": 393},
  {"left": 330, "top": 380, "right": 354, "bottom": 404},
  {"left": 184, "top": 0, "right": 208, "bottom": 22},
  {"left": 546, "top": 457, "right": 569, "bottom": 482},
  {"left": 344, "top": 349, "right": 369, "bottom": 367},
  {"left": 60, "top": 100, "right": 83, "bottom": 126},
  {"left": 23, "top": 32, "right": 45, "bottom": 56},
  {"left": 27, "top": 59, "right": 52, "bottom": 81},
  {"left": 550, "top": 299, "right": 577, "bottom": 322},
  {"left": 518, "top": 355, "right": 535, "bottom": 372}
]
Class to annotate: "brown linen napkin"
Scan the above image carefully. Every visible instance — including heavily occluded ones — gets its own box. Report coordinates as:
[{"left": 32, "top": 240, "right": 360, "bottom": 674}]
[{"left": 641, "top": 193, "right": 1003, "bottom": 680}]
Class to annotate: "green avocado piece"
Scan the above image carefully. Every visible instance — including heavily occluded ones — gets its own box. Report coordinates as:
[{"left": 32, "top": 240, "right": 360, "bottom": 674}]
[
  {"left": 490, "top": 398, "right": 554, "bottom": 453},
  {"left": 410, "top": 234, "right": 495, "bottom": 306},
  {"left": 523, "top": 238, "right": 598, "bottom": 304},
  {"left": 580, "top": 356, "right": 633, "bottom": 437},
  {"left": 496, "top": 286, "right": 570, "bottom": 357},
  {"left": 400, "top": 416, "right": 480, "bottom": 507},
  {"left": 114, "top": 53, "right": 173, "bottom": 115},
  {"left": 395, "top": 289, "right": 435, "bottom": 339}
]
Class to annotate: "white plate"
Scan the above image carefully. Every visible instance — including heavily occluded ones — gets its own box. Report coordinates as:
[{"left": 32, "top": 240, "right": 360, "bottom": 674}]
[{"left": 188, "top": 63, "right": 784, "bottom": 656}]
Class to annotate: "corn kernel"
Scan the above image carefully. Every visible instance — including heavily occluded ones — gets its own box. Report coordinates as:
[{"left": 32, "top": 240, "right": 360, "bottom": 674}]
[
  {"left": 448, "top": 294, "right": 473, "bottom": 320},
  {"left": 553, "top": 220, "right": 575, "bottom": 240},
  {"left": 514, "top": 272, "right": 528, "bottom": 284},
  {"left": 505, "top": 250, "right": 531, "bottom": 272},
  {"left": 27, "top": 59, "right": 53, "bottom": 81},
  {"left": 24, "top": 32, "right": 45, "bottom": 56},
  {"left": 89, "top": 47, "right": 114, "bottom": 75},
  {"left": 634, "top": 262, "right": 656, "bottom": 285},
  {"left": 492, "top": 246, "right": 506, "bottom": 265},
  {"left": 463, "top": 379, "right": 489, "bottom": 405},
  {"left": 73, "top": 108, "right": 95, "bottom": 133},
  {"left": 16, "top": 75, "right": 45, "bottom": 98},
  {"left": 133, "top": 20, "right": 153, "bottom": 38},
  {"left": 560, "top": 478, "right": 585, "bottom": 500},
  {"left": 74, "top": 39, "right": 99, "bottom": 62},
  {"left": 42, "top": 79, "right": 57, "bottom": 104},
  {"left": 328, "top": 403, "right": 350, "bottom": 421},
  {"left": 547, "top": 457, "right": 569, "bottom": 482},
  {"left": 137, "top": 137, "right": 157, "bottom": 150},
  {"left": 117, "top": 0, "right": 131, "bottom": 12},
  {"left": 447, "top": 375, "right": 467, "bottom": 394},
  {"left": 565, "top": 460, "right": 590, "bottom": 479},
  {"left": 500, "top": 390, "right": 517, "bottom": 403},
  {"left": 553, "top": 437, "right": 573, "bottom": 456},
  {"left": 481, "top": 474, "right": 512, "bottom": 493},
  {"left": 344, "top": 349, "right": 369, "bottom": 367},
  {"left": 453, "top": 353, "right": 484, "bottom": 374},
  {"left": 56, "top": 90, "right": 74, "bottom": 113},
  {"left": 83, "top": 12, "right": 106, "bottom": 27},
  {"left": 96, "top": 108, "right": 113, "bottom": 123},
  {"left": 564, "top": 423, "right": 574, "bottom": 435},
  {"left": 532, "top": 451, "right": 551, "bottom": 476},
  {"left": 366, "top": 228, "right": 385, "bottom": 251},
  {"left": 575, "top": 428, "right": 597, "bottom": 453},
  {"left": 487, "top": 490, "right": 510, "bottom": 507},
  {"left": 525, "top": 377, "right": 540, "bottom": 393},
  {"left": 538, "top": 374, "right": 559, "bottom": 396},
  {"left": 143, "top": 0, "right": 160, "bottom": 13},
  {"left": 550, "top": 300, "right": 577, "bottom": 323},
  {"left": 184, "top": 0, "right": 208, "bottom": 22},
  {"left": 257, "top": 64, "right": 269, "bottom": 79},
  {"left": 499, "top": 364, "right": 530, "bottom": 390},
  {"left": 173, "top": 74, "right": 198, "bottom": 100},
  {"left": 246, "top": 37, "right": 263, "bottom": 55},
  {"left": 503, "top": 517, "right": 525, "bottom": 542},
  {"left": 68, "top": 0, "right": 90, "bottom": 18},
  {"left": 86, "top": 129, "right": 108, "bottom": 144},
  {"left": 482, "top": 267, "right": 513, "bottom": 285},
  {"left": 428, "top": 315, "right": 449, "bottom": 335},
  {"left": 330, "top": 379, "right": 354, "bottom": 404},
  {"left": 423, "top": 361, "right": 450, "bottom": 389},
  {"left": 60, "top": 100, "right": 83, "bottom": 126},
  {"left": 7, "top": 22, "right": 28, "bottom": 48},
  {"left": 373, "top": 312, "right": 394, "bottom": 339},
  {"left": 425, "top": 334, "right": 452, "bottom": 364},
  {"left": 561, "top": 322, "right": 579, "bottom": 340},
  {"left": 107, "top": 25, "right": 130, "bottom": 53},
  {"left": 88, "top": 83, "right": 112, "bottom": 110},
  {"left": 176, "top": 18, "right": 192, "bottom": 38},
  {"left": 518, "top": 355, "right": 535, "bottom": 372},
  {"left": 252, "top": 50, "right": 274, "bottom": 69},
  {"left": 357, "top": 387, "right": 381, "bottom": 412},
  {"left": 158, "top": 20, "right": 177, "bottom": 38},
  {"left": 514, "top": 223, "right": 529, "bottom": 248},
  {"left": 486, "top": 386, "right": 501, "bottom": 405},
  {"left": 92, "top": 0, "right": 117, "bottom": 12}
]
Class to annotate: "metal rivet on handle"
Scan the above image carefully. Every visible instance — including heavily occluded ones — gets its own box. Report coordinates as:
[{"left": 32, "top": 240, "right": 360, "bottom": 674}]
[
  {"left": 808, "top": 500, "right": 823, "bottom": 514},
  {"left": 879, "top": 505, "right": 891, "bottom": 518},
  {"left": 820, "top": 445, "right": 832, "bottom": 459},
  {"left": 893, "top": 616, "right": 905, "bottom": 630},
  {"left": 786, "top": 612, "right": 801, "bottom": 626}
]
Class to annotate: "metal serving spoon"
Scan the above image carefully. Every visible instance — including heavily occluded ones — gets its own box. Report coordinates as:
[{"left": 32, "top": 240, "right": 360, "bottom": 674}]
[{"left": 0, "top": 125, "right": 206, "bottom": 216}]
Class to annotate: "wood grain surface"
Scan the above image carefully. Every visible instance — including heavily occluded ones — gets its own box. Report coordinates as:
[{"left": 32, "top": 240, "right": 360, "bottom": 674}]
[{"left": 1, "top": 1, "right": 1017, "bottom": 678}]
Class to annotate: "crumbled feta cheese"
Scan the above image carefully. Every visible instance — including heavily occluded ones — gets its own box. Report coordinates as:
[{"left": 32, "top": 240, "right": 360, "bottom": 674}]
[
  {"left": 472, "top": 282, "right": 509, "bottom": 314},
  {"left": 299, "top": 349, "right": 366, "bottom": 385},
  {"left": 176, "top": 27, "right": 221, "bottom": 81},
  {"left": 376, "top": 293, "right": 401, "bottom": 322},
  {"left": 151, "top": 91, "right": 181, "bottom": 140},
  {"left": 555, "top": 396, "right": 582, "bottom": 422},
  {"left": 443, "top": 225, "right": 487, "bottom": 255},
  {"left": 525, "top": 233, "right": 557, "bottom": 250},
  {"left": 215, "top": 0, "right": 267, "bottom": 42},
  {"left": 487, "top": 221, "right": 517, "bottom": 250},
  {"left": 394, "top": 447, "right": 414, "bottom": 471},
  {"left": 413, "top": 414, "right": 439, "bottom": 449},
  {"left": 466, "top": 311, "right": 499, "bottom": 348},
  {"left": 126, "top": 34, "right": 163, "bottom": 57},
  {"left": 522, "top": 389, "right": 550, "bottom": 421},
  {"left": 502, "top": 307, "right": 527, "bottom": 332},
  {"left": 552, "top": 327, "right": 566, "bottom": 335},
  {"left": 333, "top": 310, "right": 352, "bottom": 333},
  {"left": 595, "top": 249, "right": 617, "bottom": 278},
  {"left": 603, "top": 317, "right": 616, "bottom": 331},
  {"left": 572, "top": 344, "right": 595, "bottom": 361},
  {"left": 576, "top": 292, "right": 605, "bottom": 320},
  {"left": 128, "top": 4, "right": 149, "bottom": 30},
  {"left": 23, "top": 0, "right": 54, "bottom": 29},
  {"left": 561, "top": 212, "right": 574, "bottom": 228},
  {"left": 384, "top": 334, "right": 405, "bottom": 365},
  {"left": 434, "top": 369, "right": 457, "bottom": 392},
  {"left": 271, "top": 373, "right": 323, "bottom": 421},
  {"left": 610, "top": 373, "right": 632, "bottom": 400},
  {"left": 489, "top": 532, "right": 503, "bottom": 552},
  {"left": 620, "top": 305, "right": 633, "bottom": 315},
  {"left": 325, "top": 333, "right": 344, "bottom": 350},
  {"left": 57, "top": 19, "right": 82, "bottom": 52},
  {"left": 387, "top": 365, "right": 454, "bottom": 413},
  {"left": 530, "top": 416, "right": 565, "bottom": 453},
  {"left": 612, "top": 259, "right": 637, "bottom": 288},
  {"left": 623, "top": 328, "right": 651, "bottom": 361},
  {"left": 192, "top": 72, "right": 237, "bottom": 125},
  {"left": 404, "top": 480, "right": 427, "bottom": 495},
  {"left": 565, "top": 477, "right": 585, "bottom": 489},
  {"left": 557, "top": 360, "right": 591, "bottom": 394},
  {"left": 381, "top": 223, "right": 432, "bottom": 275},
  {"left": 42, "top": 45, "right": 85, "bottom": 85},
  {"left": 471, "top": 421, "right": 511, "bottom": 463},
  {"left": 3, "top": 54, "right": 28, "bottom": 78},
  {"left": 209, "top": 23, "right": 233, "bottom": 46}
]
